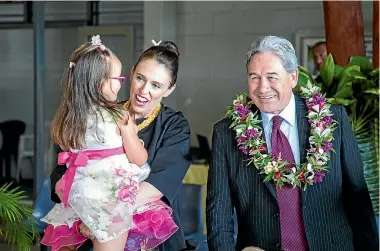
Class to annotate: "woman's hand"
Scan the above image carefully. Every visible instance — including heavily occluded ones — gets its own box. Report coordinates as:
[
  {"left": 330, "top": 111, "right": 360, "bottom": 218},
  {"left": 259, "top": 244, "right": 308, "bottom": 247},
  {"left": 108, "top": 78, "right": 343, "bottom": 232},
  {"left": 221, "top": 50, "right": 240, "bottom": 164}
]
[
  {"left": 79, "top": 222, "right": 95, "bottom": 240},
  {"left": 133, "top": 182, "right": 163, "bottom": 211},
  {"left": 54, "top": 178, "right": 64, "bottom": 201}
]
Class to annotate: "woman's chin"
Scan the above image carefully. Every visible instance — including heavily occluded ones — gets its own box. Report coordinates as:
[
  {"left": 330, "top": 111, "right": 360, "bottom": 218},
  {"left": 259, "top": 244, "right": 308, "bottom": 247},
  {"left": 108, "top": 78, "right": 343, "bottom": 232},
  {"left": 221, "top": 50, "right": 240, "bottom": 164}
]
[
  {"left": 130, "top": 101, "right": 146, "bottom": 114},
  {"left": 131, "top": 98, "right": 149, "bottom": 109}
]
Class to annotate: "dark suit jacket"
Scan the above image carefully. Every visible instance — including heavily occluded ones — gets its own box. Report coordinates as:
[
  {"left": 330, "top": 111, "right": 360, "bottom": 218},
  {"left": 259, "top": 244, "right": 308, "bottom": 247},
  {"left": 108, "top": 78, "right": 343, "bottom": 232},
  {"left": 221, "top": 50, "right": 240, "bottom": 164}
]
[
  {"left": 206, "top": 94, "right": 379, "bottom": 251},
  {"left": 50, "top": 105, "right": 191, "bottom": 251}
]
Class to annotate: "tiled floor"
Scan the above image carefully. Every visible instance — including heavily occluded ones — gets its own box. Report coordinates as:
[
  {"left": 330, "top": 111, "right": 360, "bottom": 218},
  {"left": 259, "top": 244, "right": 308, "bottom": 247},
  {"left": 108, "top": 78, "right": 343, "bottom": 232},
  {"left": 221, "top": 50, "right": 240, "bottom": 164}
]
[{"left": 0, "top": 244, "right": 45, "bottom": 251}]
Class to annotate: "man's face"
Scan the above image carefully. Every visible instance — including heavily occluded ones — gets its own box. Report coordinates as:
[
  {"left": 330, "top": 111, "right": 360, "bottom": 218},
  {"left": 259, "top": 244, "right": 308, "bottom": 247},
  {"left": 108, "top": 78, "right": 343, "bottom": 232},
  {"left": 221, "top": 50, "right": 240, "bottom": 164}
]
[
  {"left": 247, "top": 52, "right": 298, "bottom": 114},
  {"left": 312, "top": 44, "right": 327, "bottom": 71}
]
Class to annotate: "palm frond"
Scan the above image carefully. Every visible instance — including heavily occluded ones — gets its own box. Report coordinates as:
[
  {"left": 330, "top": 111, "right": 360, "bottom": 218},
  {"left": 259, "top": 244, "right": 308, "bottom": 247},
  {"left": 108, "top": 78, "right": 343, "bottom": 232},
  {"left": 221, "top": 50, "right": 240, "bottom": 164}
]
[
  {"left": 356, "top": 129, "right": 379, "bottom": 215},
  {"left": 0, "top": 183, "right": 37, "bottom": 251},
  {"left": 296, "top": 55, "right": 380, "bottom": 215}
]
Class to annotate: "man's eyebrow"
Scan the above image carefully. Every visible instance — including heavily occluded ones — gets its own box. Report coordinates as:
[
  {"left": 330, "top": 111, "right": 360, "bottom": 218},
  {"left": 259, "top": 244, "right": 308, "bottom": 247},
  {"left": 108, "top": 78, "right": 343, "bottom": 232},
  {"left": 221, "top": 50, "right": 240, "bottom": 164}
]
[
  {"left": 266, "top": 72, "right": 279, "bottom": 75},
  {"left": 248, "top": 72, "right": 259, "bottom": 77}
]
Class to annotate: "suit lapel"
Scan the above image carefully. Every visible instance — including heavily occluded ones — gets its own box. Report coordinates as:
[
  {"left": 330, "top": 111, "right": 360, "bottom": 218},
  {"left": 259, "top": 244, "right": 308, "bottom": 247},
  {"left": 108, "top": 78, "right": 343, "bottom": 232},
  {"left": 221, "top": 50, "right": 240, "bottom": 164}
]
[
  {"left": 295, "top": 94, "right": 311, "bottom": 203},
  {"left": 250, "top": 105, "right": 278, "bottom": 202},
  {"left": 295, "top": 94, "right": 309, "bottom": 163}
]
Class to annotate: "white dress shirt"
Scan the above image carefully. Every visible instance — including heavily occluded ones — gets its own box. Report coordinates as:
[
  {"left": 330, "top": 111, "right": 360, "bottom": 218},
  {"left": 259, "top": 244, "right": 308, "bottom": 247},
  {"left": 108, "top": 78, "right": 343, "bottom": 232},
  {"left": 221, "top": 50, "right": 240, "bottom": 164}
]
[{"left": 261, "top": 94, "right": 300, "bottom": 165}]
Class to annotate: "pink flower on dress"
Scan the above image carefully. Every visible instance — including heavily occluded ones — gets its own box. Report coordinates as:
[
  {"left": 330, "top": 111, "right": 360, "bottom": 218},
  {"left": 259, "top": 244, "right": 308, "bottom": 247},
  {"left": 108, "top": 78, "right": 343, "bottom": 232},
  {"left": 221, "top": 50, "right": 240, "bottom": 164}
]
[
  {"left": 115, "top": 168, "right": 127, "bottom": 176},
  {"left": 116, "top": 181, "right": 139, "bottom": 205},
  {"left": 115, "top": 168, "right": 134, "bottom": 179}
]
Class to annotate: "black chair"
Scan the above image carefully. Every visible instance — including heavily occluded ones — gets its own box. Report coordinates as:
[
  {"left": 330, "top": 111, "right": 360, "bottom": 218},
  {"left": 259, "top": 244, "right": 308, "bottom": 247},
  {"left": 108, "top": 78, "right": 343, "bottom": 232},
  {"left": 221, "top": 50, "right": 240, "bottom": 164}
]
[
  {"left": 0, "top": 120, "right": 26, "bottom": 181},
  {"left": 177, "top": 184, "right": 206, "bottom": 248},
  {"left": 190, "top": 134, "right": 211, "bottom": 164}
]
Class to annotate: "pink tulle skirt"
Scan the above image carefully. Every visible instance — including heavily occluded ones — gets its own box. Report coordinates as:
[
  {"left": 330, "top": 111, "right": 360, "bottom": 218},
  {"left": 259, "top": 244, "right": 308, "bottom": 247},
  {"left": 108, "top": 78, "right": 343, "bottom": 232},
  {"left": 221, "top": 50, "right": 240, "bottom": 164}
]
[
  {"left": 41, "top": 200, "right": 178, "bottom": 251},
  {"left": 40, "top": 221, "right": 87, "bottom": 251}
]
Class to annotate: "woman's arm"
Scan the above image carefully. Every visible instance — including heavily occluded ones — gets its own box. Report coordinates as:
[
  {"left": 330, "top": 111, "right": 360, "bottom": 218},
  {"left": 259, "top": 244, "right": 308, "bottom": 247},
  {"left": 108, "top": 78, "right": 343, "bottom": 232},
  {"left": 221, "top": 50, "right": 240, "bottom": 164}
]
[
  {"left": 50, "top": 145, "right": 66, "bottom": 203},
  {"left": 135, "top": 113, "right": 191, "bottom": 207},
  {"left": 132, "top": 182, "right": 163, "bottom": 210}
]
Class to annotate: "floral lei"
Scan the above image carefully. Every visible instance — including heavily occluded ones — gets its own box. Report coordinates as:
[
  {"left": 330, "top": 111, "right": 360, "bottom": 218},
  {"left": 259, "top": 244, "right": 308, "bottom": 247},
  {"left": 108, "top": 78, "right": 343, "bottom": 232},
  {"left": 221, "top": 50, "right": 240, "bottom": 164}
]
[{"left": 226, "top": 81, "right": 337, "bottom": 190}]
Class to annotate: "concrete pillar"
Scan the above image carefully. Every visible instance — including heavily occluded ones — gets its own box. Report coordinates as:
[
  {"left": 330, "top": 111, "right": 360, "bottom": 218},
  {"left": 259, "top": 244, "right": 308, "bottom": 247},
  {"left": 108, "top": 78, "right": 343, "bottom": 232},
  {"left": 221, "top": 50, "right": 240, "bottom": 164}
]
[
  {"left": 33, "top": 2, "right": 46, "bottom": 197},
  {"left": 143, "top": 1, "right": 178, "bottom": 109}
]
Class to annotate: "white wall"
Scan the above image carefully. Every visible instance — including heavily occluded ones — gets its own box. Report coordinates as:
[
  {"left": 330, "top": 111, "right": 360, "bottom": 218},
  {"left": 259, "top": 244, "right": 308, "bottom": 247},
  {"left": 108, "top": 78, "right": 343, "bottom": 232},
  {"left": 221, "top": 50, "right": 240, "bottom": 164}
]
[
  {"left": 174, "top": 1, "right": 374, "bottom": 144},
  {"left": 0, "top": 1, "right": 144, "bottom": 134},
  {"left": 0, "top": 1, "right": 374, "bottom": 147},
  {"left": 0, "top": 1, "right": 143, "bottom": 178}
]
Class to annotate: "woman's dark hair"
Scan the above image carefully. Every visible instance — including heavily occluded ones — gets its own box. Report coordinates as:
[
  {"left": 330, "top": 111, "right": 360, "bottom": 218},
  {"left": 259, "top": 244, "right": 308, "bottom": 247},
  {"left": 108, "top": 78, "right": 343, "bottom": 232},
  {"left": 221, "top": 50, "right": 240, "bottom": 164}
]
[
  {"left": 51, "top": 42, "right": 122, "bottom": 150},
  {"left": 134, "top": 41, "right": 180, "bottom": 87}
]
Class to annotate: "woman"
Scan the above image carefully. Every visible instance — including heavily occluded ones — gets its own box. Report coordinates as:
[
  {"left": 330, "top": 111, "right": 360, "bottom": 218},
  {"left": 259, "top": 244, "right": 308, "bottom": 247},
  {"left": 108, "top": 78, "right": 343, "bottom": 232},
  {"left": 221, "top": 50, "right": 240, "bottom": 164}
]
[{"left": 49, "top": 40, "right": 191, "bottom": 251}]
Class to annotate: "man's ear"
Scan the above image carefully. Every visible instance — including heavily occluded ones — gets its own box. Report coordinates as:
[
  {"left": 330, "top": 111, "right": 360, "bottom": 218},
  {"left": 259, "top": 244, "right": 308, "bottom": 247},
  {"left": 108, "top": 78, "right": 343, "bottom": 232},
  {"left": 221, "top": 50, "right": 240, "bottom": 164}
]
[
  {"left": 291, "top": 69, "right": 299, "bottom": 88},
  {"left": 163, "top": 84, "right": 176, "bottom": 98}
]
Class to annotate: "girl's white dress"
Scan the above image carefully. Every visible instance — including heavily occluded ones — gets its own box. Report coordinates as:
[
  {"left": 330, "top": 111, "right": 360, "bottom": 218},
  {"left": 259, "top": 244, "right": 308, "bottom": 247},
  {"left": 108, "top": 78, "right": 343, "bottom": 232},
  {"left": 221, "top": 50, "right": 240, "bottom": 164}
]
[{"left": 41, "top": 110, "right": 159, "bottom": 248}]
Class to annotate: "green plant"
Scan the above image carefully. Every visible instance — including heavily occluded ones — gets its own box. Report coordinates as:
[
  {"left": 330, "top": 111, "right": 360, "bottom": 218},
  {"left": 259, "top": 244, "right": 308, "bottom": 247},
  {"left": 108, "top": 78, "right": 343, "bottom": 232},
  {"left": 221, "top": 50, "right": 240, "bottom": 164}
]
[
  {"left": 0, "top": 183, "right": 37, "bottom": 251},
  {"left": 296, "top": 54, "right": 379, "bottom": 215}
]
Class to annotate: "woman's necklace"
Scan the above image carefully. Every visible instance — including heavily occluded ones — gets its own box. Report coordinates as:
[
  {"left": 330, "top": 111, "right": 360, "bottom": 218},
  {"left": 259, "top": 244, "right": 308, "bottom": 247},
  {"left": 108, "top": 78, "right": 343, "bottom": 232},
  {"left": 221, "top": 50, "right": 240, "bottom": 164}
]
[{"left": 123, "top": 101, "right": 162, "bottom": 132}]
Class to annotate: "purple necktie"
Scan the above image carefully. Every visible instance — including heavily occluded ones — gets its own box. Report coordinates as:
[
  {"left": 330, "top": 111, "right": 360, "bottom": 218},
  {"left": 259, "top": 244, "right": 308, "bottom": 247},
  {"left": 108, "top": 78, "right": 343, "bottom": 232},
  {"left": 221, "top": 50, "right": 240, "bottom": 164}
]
[{"left": 271, "top": 115, "right": 308, "bottom": 251}]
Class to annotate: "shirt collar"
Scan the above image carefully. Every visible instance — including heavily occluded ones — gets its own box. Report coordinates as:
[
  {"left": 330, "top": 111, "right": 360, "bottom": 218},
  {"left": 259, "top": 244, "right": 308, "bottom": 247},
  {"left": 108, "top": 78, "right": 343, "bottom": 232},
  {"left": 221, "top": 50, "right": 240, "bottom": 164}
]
[{"left": 261, "top": 93, "right": 296, "bottom": 127}]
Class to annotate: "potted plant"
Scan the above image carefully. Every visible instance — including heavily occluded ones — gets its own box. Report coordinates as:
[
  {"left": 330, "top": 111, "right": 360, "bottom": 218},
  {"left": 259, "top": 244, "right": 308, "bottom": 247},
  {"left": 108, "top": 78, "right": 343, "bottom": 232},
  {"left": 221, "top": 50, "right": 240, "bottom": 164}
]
[
  {"left": 295, "top": 54, "right": 379, "bottom": 215},
  {"left": 0, "top": 183, "right": 37, "bottom": 251}
]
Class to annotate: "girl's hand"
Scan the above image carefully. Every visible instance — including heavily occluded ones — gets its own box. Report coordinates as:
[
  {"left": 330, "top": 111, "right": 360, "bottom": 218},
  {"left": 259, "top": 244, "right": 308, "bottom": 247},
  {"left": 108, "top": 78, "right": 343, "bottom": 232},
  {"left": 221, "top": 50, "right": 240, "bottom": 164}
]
[{"left": 116, "top": 110, "right": 137, "bottom": 135}]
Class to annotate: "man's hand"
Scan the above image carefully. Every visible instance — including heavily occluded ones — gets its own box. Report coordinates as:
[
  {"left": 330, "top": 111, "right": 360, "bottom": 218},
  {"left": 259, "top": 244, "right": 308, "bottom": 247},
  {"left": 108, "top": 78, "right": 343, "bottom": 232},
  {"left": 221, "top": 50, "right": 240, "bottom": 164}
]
[{"left": 242, "top": 247, "right": 265, "bottom": 251}]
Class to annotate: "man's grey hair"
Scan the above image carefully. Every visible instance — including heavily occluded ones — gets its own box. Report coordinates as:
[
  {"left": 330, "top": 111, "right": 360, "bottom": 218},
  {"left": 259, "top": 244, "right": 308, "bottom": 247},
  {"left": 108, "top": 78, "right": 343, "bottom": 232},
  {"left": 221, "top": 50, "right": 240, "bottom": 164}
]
[{"left": 246, "top": 35, "right": 298, "bottom": 73}]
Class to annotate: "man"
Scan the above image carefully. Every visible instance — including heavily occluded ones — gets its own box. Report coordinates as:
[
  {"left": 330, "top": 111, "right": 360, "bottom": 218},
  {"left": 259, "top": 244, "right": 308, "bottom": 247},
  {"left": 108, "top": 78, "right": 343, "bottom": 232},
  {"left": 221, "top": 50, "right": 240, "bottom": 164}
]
[
  {"left": 311, "top": 41, "right": 327, "bottom": 82},
  {"left": 206, "top": 35, "right": 378, "bottom": 251}
]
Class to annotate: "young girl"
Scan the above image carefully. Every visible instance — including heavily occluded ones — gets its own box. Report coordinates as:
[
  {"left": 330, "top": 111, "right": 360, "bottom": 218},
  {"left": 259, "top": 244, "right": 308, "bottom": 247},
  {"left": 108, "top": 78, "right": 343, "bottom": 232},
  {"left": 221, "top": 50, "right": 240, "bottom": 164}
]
[{"left": 41, "top": 35, "right": 178, "bottom": 251}]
